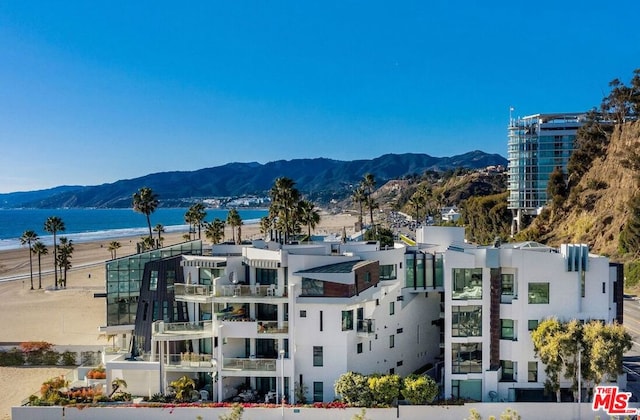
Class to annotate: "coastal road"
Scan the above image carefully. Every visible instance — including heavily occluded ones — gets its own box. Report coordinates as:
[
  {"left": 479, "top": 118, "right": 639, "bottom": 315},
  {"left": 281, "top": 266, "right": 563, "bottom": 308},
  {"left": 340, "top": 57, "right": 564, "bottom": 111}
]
[{"left": 624, "top": 296, "right": 640, "bottom": 400}]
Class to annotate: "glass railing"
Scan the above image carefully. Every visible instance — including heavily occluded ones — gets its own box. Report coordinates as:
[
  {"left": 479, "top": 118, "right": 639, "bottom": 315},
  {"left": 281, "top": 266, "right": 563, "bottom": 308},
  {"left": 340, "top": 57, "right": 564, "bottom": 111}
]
[
  {"left": 174, "top": 283, "right": 213, "bottom": 297},
  {"left": 257, "top": 321, "right": 288, "bottom": 334},
  {"left": 222, "top": 357, "right": 277, "bottom": 371},
  {"left": 151, "top": 353, "right": 215, "bottom": 368},
  {"left": 174, "top": 283, "right": 282, "bottom": 298},
  {"left": 153, "top": 320, "right": 213, "bottom": 334}
]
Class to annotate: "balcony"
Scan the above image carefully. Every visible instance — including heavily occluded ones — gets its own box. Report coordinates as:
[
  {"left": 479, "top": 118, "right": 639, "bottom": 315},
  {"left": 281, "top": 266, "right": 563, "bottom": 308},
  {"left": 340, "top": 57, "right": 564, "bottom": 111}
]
[
  {"left": 357, "top": 319, "right": 375, "bottom": 337},
  {"left": 257, "top": 321, "right": 288, "bottom": 335},
  {"left": 149, "top": 353, "right": 216, "bottom": 371},
  {"left": 222, "top": 357, "right": 277, "bottom": 372},
  {"left": 152, "top": 320, "right": 213, "bottom": 340},
  {"left": 174, "top": 283, "right": 284, "bottom": 302}
]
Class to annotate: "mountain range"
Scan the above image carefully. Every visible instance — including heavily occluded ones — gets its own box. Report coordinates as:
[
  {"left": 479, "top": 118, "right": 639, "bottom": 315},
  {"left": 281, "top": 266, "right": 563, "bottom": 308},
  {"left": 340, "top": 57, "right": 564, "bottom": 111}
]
[{"left": 0, "top": 151, "right": 507, "bottom": 208}]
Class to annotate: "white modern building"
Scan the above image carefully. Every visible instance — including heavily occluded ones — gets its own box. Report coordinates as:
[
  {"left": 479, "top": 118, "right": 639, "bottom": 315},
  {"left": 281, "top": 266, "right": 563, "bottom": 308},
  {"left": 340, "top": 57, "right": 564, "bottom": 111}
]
[
  {"left": 429, "top": 226, "right": 624, "bottom": 402},
  {"left": 102, "top": 237, "right": 442, "bottom": 403},
  {"left": 99, "top": 226, "right": 623, "bottom": 405}
]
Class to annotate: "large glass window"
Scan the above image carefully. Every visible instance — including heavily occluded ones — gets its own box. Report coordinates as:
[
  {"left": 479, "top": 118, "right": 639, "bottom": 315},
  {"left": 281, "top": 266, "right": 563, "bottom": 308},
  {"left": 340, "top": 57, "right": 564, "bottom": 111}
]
[
  {"left": 313, "top": 382, "right": 323, "bottom": 402},
  {"left": 302, "top": 278, "right": 324, "bottom": 296},
  {"left": 528, "top": 283, "right": 550, "bottom": 304},
  {"left": 313, "top": 346, "right": 323, "bottom": 367},
  {"left": 500, "top": 319, "right": 515, "bottom": 340},
  {"left": 528, "top": 361, "right": 538, "bottom": 382},
  {"left": 501, "top": 360, "right": 516, "bottom": 381},
  {"left": 380, "top": 264, "right": 397, "bottom": 280},
  {"left": 501, "top": 274, "right": 515, "bottom": 303},
  {"left": 149, "top": 270, "right": 159, "bottom": 291},
  {"left": 452, "top": 305, "right": 482, "bottom": 337},
  {"left": 342, "top": 310, "right": 353, "bottom": 331},
  {"left": 256, "top": 268, "right": 277, "bottom": 285},
  {"left": 452, "top": 343, "right": 482, "bottom": 373},
  {"left": 452, "top": 268, "right": 483, "bottom": 300}
]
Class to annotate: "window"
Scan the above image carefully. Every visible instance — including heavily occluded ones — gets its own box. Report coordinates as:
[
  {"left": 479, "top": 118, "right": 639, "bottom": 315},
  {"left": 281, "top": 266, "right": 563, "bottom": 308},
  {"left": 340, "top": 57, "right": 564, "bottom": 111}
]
[
  {"left": 149, "top": 270, "right": 159, "bottom": 291},
  {"left": 389, "top": 301, "right": 395, "bottom": 315},
  {"left": 396, "top": 328, "right": 403, "bottom": 334},
  {"left": 364, "top": 272, "right": 371, "bottom": 283},
  {"left": 501, "top": 360, "right": 516, "bottom": 381},
  {"left": 528, "top": 319, "right": 539, "bottom": 331},
  {"left": 342, "top": 310, "right": 354, "bottom": 331},
  {"left": 501, "top": 273, "right": 515, "bottom": 303},
  {"left": 452, "top": 268, "right": 483, "bottom": 300},
  {"left": 357, "top": 343, "right": 363, "bottom": 354},
  {"left": 319, "top": 310, "right": 323, "bottom": 331},
  {"left": 302, "top": 278, "right": 324, "bottom": 296},
  {"left": 581, "top": 271, "right": 586, "bottom": 297},
  {"left": 500, "top": 319, "right": 515, "bottom": 340},
  {"left": 256, "top": 268, "right": 277, "bottom": 285},
  {"left": 396, "top": 360, "right": 403, "bottom": 367},
  {"left": 389, "top": 335, "right": 395, "bottom": 348},
  {"left": 313, "top": 346, "right": 323, "bottom": 367},
  {"left": 452, "top": 343, "right": 482, "bottom": 373},
  {"left": 528, "top": 361, "right": 538, "bottom": 382},
  {"left": 300, "top": 310, "right": 306, "bottom": 318},
  {"left": 528, "top": 283, "right": 549, "bottom": 304},
  {"left": 313, "top": 382, "right": 323, "bottom": 402},
  {"left": 451, "top": 305, "right": 482, "bottom": 337},
  {"left": 380, "top": 264, "right": 397, "bottom": 280}
]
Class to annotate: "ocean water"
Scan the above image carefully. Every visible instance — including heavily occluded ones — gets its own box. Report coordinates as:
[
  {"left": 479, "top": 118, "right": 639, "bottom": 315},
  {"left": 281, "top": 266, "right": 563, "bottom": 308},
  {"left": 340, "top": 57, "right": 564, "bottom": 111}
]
[{"left": 0, "top": 208, "right": 268, "bottom": 251}]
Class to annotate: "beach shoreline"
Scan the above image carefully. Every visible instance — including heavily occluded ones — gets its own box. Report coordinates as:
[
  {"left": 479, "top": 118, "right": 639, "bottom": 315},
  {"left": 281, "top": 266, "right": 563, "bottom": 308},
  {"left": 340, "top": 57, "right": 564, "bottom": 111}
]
[{"left": 0, "top": 212, "right": 357, "bottom": 419}]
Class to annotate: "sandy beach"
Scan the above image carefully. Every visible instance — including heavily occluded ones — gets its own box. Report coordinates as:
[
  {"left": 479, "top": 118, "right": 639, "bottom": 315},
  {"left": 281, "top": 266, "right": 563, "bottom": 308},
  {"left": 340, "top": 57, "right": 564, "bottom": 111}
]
[{"left": 0, "top": 212, "right": 357, "bottom": 419}]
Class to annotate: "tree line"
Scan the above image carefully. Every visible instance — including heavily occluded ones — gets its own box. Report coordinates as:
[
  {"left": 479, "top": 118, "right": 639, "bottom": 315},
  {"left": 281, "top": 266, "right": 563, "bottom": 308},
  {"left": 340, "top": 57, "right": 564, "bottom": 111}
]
[{"left": 20, "top": 215, "right": 72, "bottom": 290}]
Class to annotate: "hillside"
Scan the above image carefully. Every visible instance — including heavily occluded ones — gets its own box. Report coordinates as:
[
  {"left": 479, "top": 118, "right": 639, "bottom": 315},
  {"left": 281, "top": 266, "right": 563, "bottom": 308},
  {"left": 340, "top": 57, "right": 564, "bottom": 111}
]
[
  {"left": 0, "top": 151, "right": 506, "bottom": 209},
  {"left": 528, "top": 121, "right": 640, "bottom": 259}
]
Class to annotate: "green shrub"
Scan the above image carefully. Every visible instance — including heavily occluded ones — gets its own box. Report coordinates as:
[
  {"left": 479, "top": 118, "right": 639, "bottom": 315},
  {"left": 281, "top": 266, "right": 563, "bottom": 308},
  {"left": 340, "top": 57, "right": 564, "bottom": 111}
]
[
  {"left": 401, "top": 374, "right": 438, "bottom": 404},
  {"left": 0, "top": 348, "right": 24, "bottom": 366},
  {"left": 61, "top": 351, "right": 77, "bottom": 366},
  {"left": 625, "top": 260, "right": 640, "bottom": 289}
]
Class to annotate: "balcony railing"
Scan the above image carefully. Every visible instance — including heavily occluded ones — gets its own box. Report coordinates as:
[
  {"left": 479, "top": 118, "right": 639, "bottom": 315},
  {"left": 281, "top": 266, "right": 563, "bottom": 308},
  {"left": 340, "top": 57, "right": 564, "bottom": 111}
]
[
  {"left": 153, "top": 320, "right": 213, "bottom": 335},
  {"left": 151, "top": 353, "right": 215, "bottom": 368},
  {"left": 257, "top": 321, "right": 288, "bottom": 334},
  {"left": 174, "top": 283, "right": 283, "bottom": 299},
  {"left": 222, "top": 357, "right": 277, "bottom": 372},
  {"left": 357, "top": 319, "right": 375, "bottom": 336}
]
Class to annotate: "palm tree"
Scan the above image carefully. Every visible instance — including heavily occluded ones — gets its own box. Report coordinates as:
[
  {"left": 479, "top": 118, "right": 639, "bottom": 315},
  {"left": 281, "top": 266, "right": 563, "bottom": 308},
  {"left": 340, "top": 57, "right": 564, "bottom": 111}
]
[
  {"left": 269, "top": 177, "right": 301, "bottom": 243},
  {"left": 57, "top": 237, "right": 73, "bottom": 288},
  {"left": 351, "top": 186, "right": 366, "bottom": 228},
  {"left": 44, "top": 216, "right": 65, "bottom": 290},
  {"left": 108, "top": 241, "right": 121, "bottom": 259},
  {"left": 226, "top": 209, "right": 242, "bottom": 244},
  {"left": 204, "top": 218, "right": 225, "bottom": 244},
  {"left": 20, "top": 230, "right": 38, "bottom": 290},
  {"left": 185, "top": 203, "right": 207, "bottom": 239},
  {"left": 299, "top": 200, "right": 321, "bottom": 239},
  {"left": 32, "top": 241, "right": 48, "bottom": 289},
  {"left": 109, "top": 378, "right": 128, "bottom": 398},
  {"left": 259, "top": 215, "right": 274, "bottom": 241},
  {"left": 361, "top": 173, "right": 376, "bottom": 227},
  {"left": 153, "top": 224, "right": 165, "bottom": 247},
  {"left": 132, "top": 187, "right": 159, "bottom": 245}
]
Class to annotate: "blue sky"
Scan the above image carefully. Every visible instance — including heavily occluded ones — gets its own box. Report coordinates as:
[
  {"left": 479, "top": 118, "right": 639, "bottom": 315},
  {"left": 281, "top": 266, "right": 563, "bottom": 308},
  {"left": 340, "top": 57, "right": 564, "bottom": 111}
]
[{"left": 1, "top": 1, "right": 639, "bottom": 193}]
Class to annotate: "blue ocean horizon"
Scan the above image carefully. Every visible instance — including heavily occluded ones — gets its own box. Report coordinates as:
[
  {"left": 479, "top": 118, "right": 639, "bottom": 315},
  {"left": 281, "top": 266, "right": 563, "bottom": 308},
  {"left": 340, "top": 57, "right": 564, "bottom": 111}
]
[{"left": 0, "top": 208, "right": 268, "bottom": 251}]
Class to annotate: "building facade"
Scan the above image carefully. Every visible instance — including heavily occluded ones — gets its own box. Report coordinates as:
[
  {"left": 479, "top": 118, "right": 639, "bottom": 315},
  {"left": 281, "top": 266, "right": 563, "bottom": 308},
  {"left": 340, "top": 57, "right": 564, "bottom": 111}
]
[
  {"left": 100, "top": 227, "right": 623, "bottom": 405},
  {"left": 507, "top": 113, "right": 585, "bottom": 233}
]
